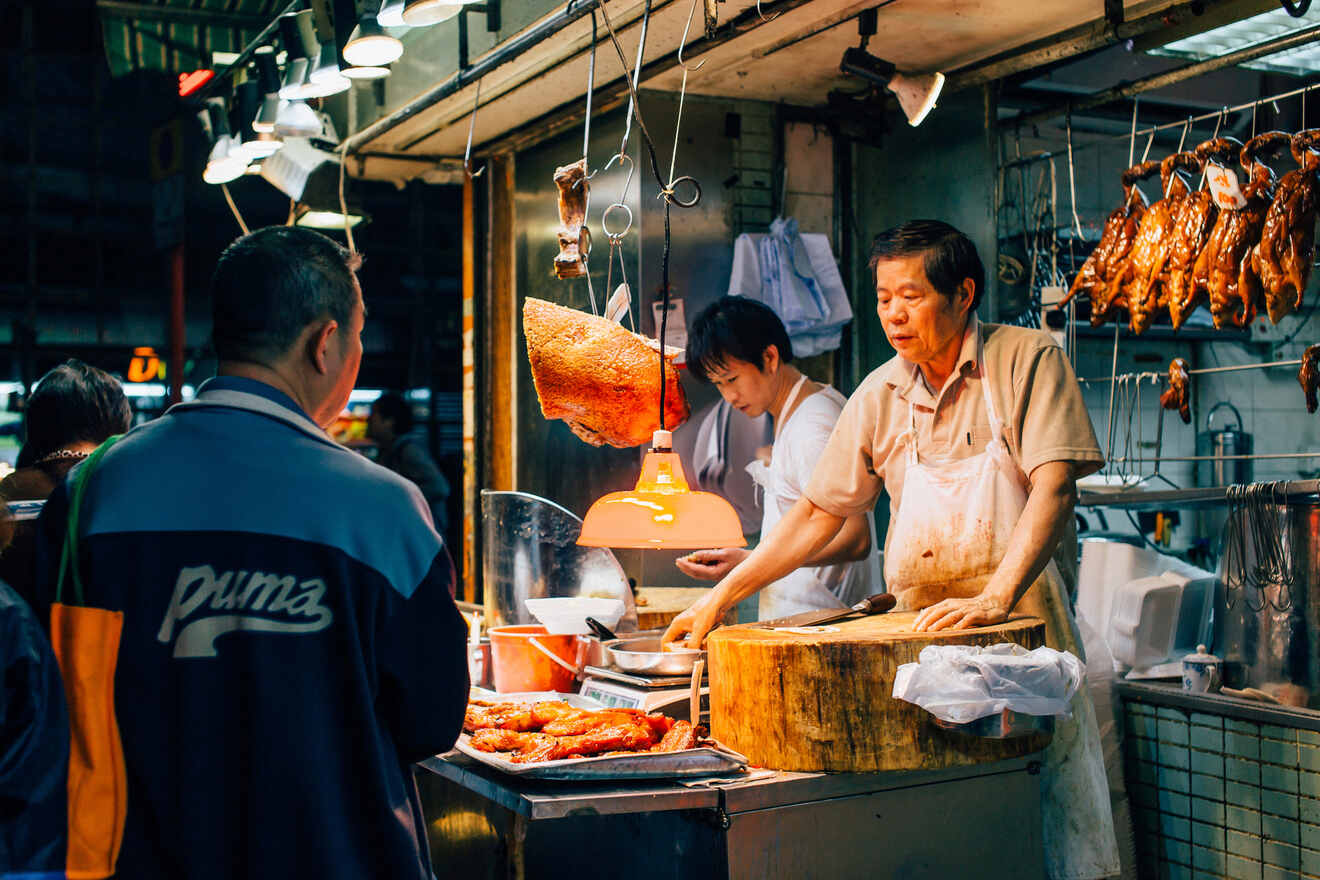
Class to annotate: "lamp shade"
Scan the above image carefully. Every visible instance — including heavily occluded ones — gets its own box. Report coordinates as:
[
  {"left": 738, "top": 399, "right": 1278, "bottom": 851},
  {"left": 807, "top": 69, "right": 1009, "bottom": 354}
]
[
  {"left": 203, "top": 136, "right": 247, "bottom": 184},
  {"left": 273, "top": 99, "right": 322, "bottom": 137},
  {"left": 253, "top": 47, "right": 282, "bottom": 132},
  {"left": 577, "top": 431, "right": 745, "bottom": 550},
  {"left": 889, "top": 70, "right": 944, "bottom": 127},
  {"left": 378, "top": 0, "right": 407, "bottom": 27},
  {"left": 343, "top": 65, "right": 391, "bottom": 80},
  {"left": 402, "top": 0, "right": 466, "bottom": 26},
  {"left": 344, "top": 14, "right": 403, "bottom": 66},
  {"left": 306, "top": 40, "right": 350, "bottom": 95}
]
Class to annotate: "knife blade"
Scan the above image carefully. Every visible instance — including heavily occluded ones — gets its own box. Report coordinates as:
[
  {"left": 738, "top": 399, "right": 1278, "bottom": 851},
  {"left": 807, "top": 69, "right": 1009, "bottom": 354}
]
[{"left": 756, "top": 592, "right": 896, "bottom": 630}]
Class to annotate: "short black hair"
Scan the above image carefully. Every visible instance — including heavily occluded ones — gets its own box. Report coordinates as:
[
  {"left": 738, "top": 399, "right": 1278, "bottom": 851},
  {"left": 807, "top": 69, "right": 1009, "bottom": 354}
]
[
  {"left": 211, "top": 226, "right": 362, "bottom": 364},
  {"left": 687, "top": 296, "right": 794, "bottom": 383},
  {"left": 372, "top": 392, "right": 414, "bottom": 434},
  {"left": 868, "top": 220, "right": 985, "bottom": 311},
  {"left": 18, "top": 360, "right": 131, "bottom": 467}
]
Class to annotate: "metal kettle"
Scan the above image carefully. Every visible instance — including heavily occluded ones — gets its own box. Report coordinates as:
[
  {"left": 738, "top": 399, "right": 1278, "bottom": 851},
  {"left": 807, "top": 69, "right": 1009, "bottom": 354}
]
[{"left": 1195, "top": 401, "right": 1253, "bottom": 487}]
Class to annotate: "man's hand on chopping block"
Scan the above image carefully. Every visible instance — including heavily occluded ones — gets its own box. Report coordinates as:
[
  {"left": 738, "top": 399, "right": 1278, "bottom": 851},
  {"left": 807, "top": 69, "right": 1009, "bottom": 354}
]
[{"left": 912, "top": 594, "right": 1011, "bottom": 632}]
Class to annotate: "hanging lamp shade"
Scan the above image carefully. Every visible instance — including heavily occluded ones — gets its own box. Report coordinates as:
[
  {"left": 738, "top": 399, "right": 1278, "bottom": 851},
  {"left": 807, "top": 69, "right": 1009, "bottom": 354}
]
[
  {"left": 343, "top": 64, "right": 391, "bottom": 80},
  {"left": 344, "top": 14, "right": 403, "bottom": 66},
  {"left": 402, "top": 0, "right": 467, "bottom": 26},
  {"left": 377, "top": 0, "right": 407, "bottom": 27},
  {"left": 306, "top": 40, "right": 351, "bottom": 96},
  {"left": 252, "top": 47, "right": 282, "bottom": 132},
  {"left": 577, "top": 431, "right": 745, "bottom": 550}
]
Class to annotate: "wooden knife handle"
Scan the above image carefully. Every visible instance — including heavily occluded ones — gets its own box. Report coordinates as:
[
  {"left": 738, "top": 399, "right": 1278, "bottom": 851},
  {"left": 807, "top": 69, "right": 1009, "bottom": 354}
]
[{"left": 855, "top": 593, "right": 897, "bottom": 614}]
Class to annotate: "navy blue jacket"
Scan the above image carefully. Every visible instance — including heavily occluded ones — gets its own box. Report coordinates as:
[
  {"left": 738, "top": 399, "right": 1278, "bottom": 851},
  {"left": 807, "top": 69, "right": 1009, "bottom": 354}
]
[
  {"left": 0, "top": 581, "right": 67, "bottom": 879},
  {"left": 33, "top": 377, "right": 468, "bottom": 880}
]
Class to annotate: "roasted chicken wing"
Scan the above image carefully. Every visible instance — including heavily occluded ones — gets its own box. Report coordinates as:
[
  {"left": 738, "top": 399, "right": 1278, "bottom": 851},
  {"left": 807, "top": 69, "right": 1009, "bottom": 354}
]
[
  {"left": 1301, "top": 344, "right": 1320, "bottom": 414},
  {"left": 1159, "top": 358, "right": 1192, "bottom": 425}
]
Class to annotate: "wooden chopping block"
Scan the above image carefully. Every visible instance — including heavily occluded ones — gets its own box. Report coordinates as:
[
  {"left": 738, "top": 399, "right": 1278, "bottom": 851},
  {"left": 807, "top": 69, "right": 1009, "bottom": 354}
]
[
  {"left": 706, "top": 611, "right": 1050, "bottom": 772},
  {"left": 634, "top": 587, "right": 736, "bottom": 632}
]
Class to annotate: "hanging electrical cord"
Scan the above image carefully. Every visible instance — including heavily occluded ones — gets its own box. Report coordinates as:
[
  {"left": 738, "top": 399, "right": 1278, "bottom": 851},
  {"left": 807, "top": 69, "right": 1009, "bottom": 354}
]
[
  {"left": 221, "top": 183, "right": 250, "bottom": 235},
  {"left": 596, "top": 0, "right": 702, "bottom": 431}
]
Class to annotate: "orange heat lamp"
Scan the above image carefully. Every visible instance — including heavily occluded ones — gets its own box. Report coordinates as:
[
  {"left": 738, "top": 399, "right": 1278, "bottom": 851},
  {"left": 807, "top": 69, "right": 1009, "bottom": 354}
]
[{"left": 577, "top": 430, "right": 745, "bottom": 550}]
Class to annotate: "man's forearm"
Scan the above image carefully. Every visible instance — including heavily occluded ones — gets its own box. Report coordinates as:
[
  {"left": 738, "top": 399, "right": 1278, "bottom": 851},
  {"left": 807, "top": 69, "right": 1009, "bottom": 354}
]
[
  {"left": 710, "top": 498, "right": 846, "bottom": 611},
  {"left": 801, "top": 512, "right": 870, "bottom": 568},
  {"left": 981, "top": 462, "right": 1076, "bottom": 613}
]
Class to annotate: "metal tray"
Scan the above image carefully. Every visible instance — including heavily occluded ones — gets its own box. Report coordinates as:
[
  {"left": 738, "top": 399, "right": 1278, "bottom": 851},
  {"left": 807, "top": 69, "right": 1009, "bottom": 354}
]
[{"left": 460, "top": 691, "right": 748, "bottom": 780}]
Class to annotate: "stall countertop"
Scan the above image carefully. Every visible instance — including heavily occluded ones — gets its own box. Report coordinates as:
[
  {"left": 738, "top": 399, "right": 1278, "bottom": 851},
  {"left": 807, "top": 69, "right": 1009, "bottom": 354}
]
[
  {"left": 418, "top": 752, "right": 1040, "bottom": 821},
  {"left": 1116, "top": 680, "right": 1320, "bottom": 731}
]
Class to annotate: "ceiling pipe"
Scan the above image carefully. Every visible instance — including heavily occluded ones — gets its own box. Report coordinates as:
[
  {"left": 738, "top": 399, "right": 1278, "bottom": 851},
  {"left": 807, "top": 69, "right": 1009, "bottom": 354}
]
[
  {"left": 1002, "top": 20, "right": 1320, "bottom": 131},
  {"left": 344, "top": 0, "right": 812, "bottom": 156},
  {"left": 189, "top": 0, "right": 304, "bottom": 104}
]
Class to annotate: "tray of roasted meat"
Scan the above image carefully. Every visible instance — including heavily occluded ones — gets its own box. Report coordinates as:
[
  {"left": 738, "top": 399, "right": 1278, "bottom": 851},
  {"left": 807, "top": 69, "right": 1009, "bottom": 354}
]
[{"left": 458, "top": 693, "right": 748, "bottom": 780}]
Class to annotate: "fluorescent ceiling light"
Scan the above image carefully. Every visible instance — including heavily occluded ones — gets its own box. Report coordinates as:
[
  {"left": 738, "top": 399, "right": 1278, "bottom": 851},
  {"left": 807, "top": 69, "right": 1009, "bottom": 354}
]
[{"left": 1151, "top": 7, "right": 1320, "bottom": 76}]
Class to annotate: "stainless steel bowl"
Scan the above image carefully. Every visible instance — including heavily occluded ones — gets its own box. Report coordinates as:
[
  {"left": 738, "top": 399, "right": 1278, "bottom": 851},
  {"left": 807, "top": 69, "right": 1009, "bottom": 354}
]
[
  {"left": 930, "top": 709, "right": 1055, "bottom": 740},
  {"left": 604, "top": 633, "right": 705, "bottom": 676}
]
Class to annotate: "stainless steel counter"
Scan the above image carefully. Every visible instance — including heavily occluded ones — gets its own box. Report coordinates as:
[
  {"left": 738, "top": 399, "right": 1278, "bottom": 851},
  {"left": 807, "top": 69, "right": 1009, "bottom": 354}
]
[{"left": 417, "top": 752, "right": 1046, "bottom": 879}]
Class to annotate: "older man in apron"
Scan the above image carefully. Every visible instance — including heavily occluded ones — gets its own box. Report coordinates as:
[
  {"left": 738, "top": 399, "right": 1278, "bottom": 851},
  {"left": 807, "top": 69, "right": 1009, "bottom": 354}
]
[{"left": 664, "top": 220, "right": 1119, "bottom": 879}]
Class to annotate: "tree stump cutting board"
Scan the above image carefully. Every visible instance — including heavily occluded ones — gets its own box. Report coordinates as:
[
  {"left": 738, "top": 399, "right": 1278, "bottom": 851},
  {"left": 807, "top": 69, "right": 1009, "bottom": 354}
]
[{"left": 706, "top": 611, "right": 1050, "bottom": 772}]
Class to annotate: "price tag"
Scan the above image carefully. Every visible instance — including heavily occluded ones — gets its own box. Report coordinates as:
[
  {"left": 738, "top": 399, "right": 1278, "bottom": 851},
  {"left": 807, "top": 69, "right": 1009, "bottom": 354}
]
[{"left": 1206, "top": 163, "right": 1247, "bottom": 210}]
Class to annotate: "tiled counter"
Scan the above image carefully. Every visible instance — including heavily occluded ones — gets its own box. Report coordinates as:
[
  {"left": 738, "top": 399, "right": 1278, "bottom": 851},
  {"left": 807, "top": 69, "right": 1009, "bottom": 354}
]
[{"left": 1118, "top": 681, "right": 1320, "bottom": 879}]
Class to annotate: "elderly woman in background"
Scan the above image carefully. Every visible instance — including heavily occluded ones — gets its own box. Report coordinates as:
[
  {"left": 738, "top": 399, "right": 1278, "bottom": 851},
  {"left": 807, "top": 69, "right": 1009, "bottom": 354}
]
[{"left": 0, "top": 360, "right": 131, "bottom": 606}]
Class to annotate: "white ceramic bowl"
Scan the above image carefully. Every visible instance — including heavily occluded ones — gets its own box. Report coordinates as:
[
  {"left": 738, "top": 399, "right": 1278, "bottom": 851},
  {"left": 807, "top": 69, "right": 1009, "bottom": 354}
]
[{"left": 524, "top": 597, "right": 626, "bottom": 635}]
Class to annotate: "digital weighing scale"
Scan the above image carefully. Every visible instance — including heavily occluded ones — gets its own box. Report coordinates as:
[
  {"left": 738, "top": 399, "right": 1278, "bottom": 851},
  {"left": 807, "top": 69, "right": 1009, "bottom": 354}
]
[{"left": 579, "top": 665, "right": 709, "bottom": 720}]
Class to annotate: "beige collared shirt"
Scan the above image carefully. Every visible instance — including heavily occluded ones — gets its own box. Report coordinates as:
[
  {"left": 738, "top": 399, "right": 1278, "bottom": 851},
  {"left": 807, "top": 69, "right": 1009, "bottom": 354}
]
[{"left": 804, "top": 317, "right": 1103, "bottom": 588}]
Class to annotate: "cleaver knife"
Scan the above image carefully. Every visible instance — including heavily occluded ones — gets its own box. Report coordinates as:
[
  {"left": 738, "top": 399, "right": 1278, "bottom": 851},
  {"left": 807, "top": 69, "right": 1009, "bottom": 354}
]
[{"left": 756, "top": 593, "right": 897, "bottom": 630}]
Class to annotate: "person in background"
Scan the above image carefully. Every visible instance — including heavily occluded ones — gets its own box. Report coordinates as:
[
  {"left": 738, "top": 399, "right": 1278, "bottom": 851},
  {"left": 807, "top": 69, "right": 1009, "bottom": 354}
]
[
  {"left": 368, "top": 392, "right": 451, "bottom": 536},
  {"left": 0, "top": 504, "right": 68, "bottom": 879},
  {"left": 675, "top": 297, "right": 878, "bottom": 619},
  {"left": 0, "top": 360, "right": 132, "bottom": 608},
  {"left": 32, "top": 226, "right": 468, "bottom": 880}
]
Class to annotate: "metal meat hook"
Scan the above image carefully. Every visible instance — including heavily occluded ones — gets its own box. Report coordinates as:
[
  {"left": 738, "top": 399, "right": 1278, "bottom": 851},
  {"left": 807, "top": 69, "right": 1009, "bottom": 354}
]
[
  {"left": 756, "top": 0, "right": 780, "bottom": 23},
  {"left": 463, "top": 78, "right": 486, "bottom": 180}
]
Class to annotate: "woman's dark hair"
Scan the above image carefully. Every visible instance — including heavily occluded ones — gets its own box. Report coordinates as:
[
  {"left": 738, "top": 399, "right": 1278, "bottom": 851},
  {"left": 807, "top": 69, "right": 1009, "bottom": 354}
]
[
  {"left": 868, "top": 219, "right": 985, "bottom": 311},
  {"left": 372, "top": 392, "right": 414, "bottom": 434},
  {"left": 17, "top": 360, "right": 131, "bottom": 467},
  {"left": 687, "top": 296, "right": 794, "bottom": 383},
  {"left": 211, "top": 226, "right": 362, "bottom": 364}
]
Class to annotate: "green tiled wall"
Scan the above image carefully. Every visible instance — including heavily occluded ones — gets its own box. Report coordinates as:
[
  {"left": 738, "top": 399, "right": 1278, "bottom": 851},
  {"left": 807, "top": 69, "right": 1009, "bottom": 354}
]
[{"left": 1124, "top": 699, "right": 1320, "bottom": 879}]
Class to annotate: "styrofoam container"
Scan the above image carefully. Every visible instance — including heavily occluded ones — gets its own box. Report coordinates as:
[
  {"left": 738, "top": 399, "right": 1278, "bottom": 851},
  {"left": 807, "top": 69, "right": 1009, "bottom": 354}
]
[
  {"left": 524, "top": 597, "right": 626, "bottom": 635},
  {"left": 1108, "top": 572, "right": 1191, "bottom": 668}
]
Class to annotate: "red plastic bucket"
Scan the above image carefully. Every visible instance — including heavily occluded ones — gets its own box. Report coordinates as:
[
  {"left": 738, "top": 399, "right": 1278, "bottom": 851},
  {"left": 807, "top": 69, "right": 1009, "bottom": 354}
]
[{"left": 488, "top": 625, "right": 584, "bottom": 693}]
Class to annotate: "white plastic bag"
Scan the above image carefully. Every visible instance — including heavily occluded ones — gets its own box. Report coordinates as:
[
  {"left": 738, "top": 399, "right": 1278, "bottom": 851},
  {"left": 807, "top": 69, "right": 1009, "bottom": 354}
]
[{"left": 891, "top": 643, "right": 1085, "bottom": 724}]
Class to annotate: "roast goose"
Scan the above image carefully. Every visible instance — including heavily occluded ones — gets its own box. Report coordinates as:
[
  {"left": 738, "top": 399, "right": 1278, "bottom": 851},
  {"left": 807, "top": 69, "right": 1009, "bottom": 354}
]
[
  {"left": 1191, "top": 133, "right": 1283, "bottom": 328},
  {"left": 1252, "top": 129, "right": 1320, "bottom": 323},
  {"left": 1159, "top": 357, "right": 1192, "bottom": 424},
  {"left": 523, "top": 297, "right": 689, "bottom": 448},
  {"left": 1060, "top": 161, "right": 1160, "bottom": 325},
  {"left": 1159, "top": 144, "right": 1221, "bottom": 329},
  {"left": 1106, "top": 152, "right": 1200, "bottom": 334}
]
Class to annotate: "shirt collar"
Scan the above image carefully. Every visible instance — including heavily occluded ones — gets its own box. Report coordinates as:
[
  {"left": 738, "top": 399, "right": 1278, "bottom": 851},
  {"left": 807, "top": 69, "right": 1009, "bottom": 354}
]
[
  {"left": 884, "top": 315, "right": 982, "bottom": 407},
  {"left": 196, "top": 376, "right": 311, "bottom": 421}
]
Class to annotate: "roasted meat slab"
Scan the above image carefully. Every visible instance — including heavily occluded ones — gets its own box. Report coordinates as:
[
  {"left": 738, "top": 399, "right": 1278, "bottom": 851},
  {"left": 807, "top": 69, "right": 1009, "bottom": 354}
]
[
  {"left": 1253, "top": 130, "right": 1320, "bottom": 323},
  {"left": 464, "top": 700, "right": 714, "bottom": 764},
  {"left": 524, "top": 297, "right": 689, "bottom": 448}
]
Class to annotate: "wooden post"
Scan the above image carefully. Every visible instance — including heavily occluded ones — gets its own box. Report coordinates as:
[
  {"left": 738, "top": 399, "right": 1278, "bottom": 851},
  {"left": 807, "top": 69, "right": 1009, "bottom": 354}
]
[
  {"left": 461, "top": 171, "right": 477, "bottom": 603},
  {"left": 169, "top": 243, "right": 185, "bottom": 405}
]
